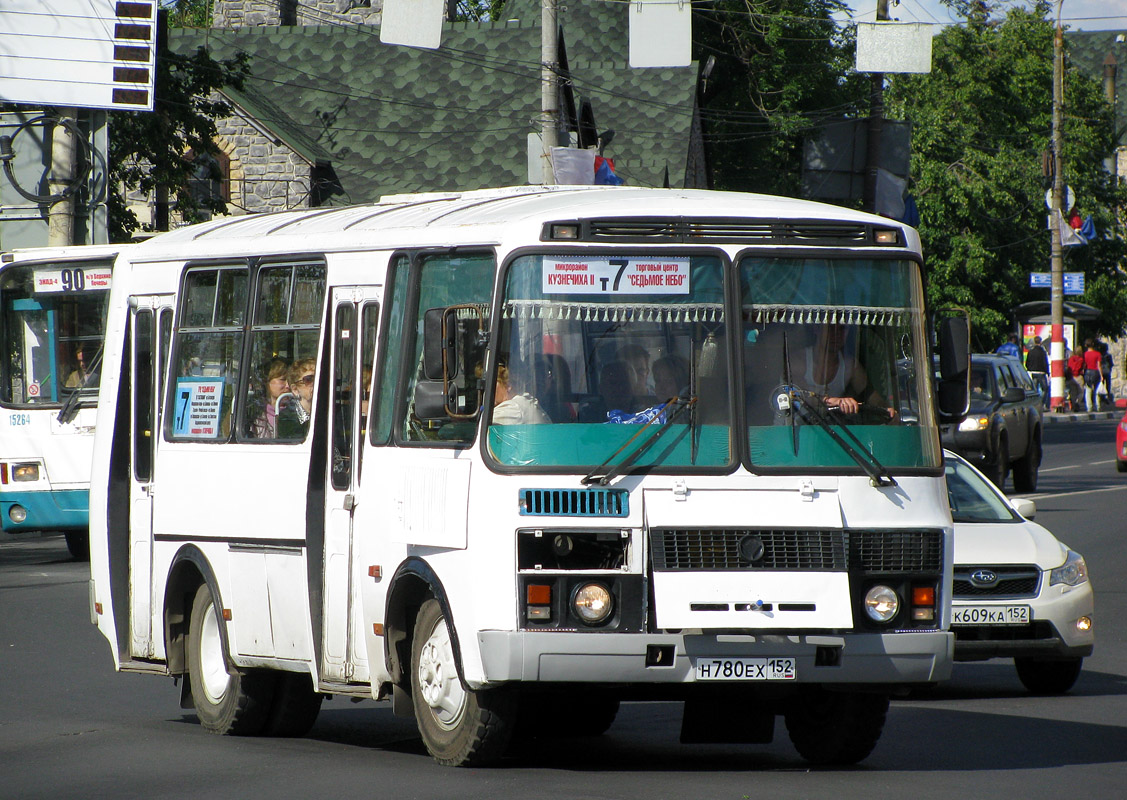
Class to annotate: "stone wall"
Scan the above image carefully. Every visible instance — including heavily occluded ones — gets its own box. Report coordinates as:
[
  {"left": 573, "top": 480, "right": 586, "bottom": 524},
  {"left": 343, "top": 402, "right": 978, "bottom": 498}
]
[
  {"left": 214, "top": 116, "right": 314, "bottom": 214},
  {"left": 213, "top": 0, "right": 381, "bottom": 28}
]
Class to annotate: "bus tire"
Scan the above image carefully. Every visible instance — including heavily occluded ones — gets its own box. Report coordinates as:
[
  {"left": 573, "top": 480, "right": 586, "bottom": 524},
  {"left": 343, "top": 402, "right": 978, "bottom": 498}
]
[
  {"left": 188, "top": 583, "right": 275, "bottom": 735},
  {"left": 410, "top": 598, "right": 515, "bottom": 766},
  {"left": 784, "top": 688, "right": 888, "bottom": 765},
  {"left": 1011, "top": 432, "right": 1040, "bottom": 493},
  {"left": 64, "top": 531, "right": 89, "bottom": 561},
  {"left": 263, "top": 672, "right": 323, "bottom": 737}
]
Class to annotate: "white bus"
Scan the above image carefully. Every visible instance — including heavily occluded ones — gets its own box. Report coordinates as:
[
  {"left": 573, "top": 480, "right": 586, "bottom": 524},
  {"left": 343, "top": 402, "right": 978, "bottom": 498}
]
[
  {"left": 89, "top": 186, "right": 969, "bottom": 766},
  {"left": 0, "top": 244, "right": 119, "bottom": 558}
]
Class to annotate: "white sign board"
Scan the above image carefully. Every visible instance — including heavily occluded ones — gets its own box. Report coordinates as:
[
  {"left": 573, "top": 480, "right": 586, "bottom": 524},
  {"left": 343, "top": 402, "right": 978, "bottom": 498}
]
[
  {"left": 543, "top": 256, "right": 691, "bottom": 295},
  {"left": 172, "top": 378, "right": 225, "bottom": 439},
  {"left": 855, "top": 22, "right": 933, "bottom": 74},
  {"left": 34, "top": 266, "right": 112, "bottom": 293},
  {"left": 380, "top": 0, "right": 446, "bottom": 50},
  {"left": 0, "top": 0, "right": 157, "bottom": 110},
  {"left": 629, "top": 0, "right": 692, "bottom": 69}
]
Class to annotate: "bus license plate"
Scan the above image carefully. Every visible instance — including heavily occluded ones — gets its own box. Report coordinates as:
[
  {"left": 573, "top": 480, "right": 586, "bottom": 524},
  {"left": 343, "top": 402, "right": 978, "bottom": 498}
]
[
  {"left": 952, "top": 605, "right": 1031, "bottom": 625},
  {"left": 695, "top": 657, "right": 797, "bottom": 681}
]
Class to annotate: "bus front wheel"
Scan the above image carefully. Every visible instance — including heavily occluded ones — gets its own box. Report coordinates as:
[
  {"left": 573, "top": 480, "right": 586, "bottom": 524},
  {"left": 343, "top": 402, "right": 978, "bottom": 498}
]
[
  {"left": 188, "top": 584, "right": 275, "bottom": 735},
  {"left": 410, "top": 598, "right": 515, "bottom": 766},
  {"left": 784, "top": 687, "right": 889, "bottom": 765}
]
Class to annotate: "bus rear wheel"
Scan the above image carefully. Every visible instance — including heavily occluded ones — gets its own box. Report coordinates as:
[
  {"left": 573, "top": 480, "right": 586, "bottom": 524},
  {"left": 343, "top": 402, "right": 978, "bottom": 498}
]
[
  {"left": 784, "top": 688, "right": 889, "bottom": 765},
  {"left": 411, "top": 598, "right": 515, "bottom": 766},
  {"left": 188, "top": 584, "right": 275, "bottom": 735}
]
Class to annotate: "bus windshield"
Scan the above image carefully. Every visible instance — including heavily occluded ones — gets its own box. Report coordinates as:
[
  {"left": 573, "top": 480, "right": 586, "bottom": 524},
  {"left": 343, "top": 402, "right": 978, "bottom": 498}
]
[
  {"left": 489, "top": 253, "right": 731, "bottom": 470},
  {"left": 0, "top": 261, "right": 112, "bottom": 406},
  {"left": 740, "top": 256, "right": 940, "bottom": 470}
]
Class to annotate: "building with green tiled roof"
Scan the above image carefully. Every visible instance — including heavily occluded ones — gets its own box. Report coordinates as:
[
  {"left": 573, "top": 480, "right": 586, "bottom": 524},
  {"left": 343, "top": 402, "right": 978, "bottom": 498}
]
[{"left": 170, "top": 0, "right": 705, "bottom": 218}]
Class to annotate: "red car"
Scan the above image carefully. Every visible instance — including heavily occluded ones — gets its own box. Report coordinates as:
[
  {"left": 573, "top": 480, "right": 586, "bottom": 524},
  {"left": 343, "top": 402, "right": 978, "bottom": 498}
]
[{"left": 1118, "top": 410, "right": 1127, "bottom": 472}]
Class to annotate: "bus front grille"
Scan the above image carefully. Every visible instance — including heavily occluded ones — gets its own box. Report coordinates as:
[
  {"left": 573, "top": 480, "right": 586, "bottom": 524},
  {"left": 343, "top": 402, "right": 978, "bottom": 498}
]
[{"left": 650, "top": 528, "right": 943, "bottom": 572}]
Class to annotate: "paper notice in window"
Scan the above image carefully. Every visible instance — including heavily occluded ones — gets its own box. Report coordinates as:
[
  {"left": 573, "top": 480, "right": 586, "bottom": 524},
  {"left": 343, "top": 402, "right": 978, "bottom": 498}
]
[{"left": 542, "top": 257, "right": 690, "bottom": 295}]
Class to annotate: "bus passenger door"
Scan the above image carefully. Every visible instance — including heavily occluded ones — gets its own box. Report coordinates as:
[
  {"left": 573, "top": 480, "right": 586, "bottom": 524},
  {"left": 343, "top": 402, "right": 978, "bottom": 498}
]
[
  {"left": 128, "top": 296, "right": 173, "bottom": 658},
  {"left": 321, "top": 288, "right": 380, "bottom": 683}
]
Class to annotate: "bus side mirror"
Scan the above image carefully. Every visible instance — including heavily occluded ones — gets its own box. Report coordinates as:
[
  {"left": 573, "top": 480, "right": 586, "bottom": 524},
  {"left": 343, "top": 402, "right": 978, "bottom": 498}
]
[
  {"left": 935, "top": 312, "right": 970, "bottom": 424},
  {"left": 414, "top": 380, "right": 455, "bottom": 420},
  {"left": 423, "top": 307, "right": 455, "bottom": 381}
]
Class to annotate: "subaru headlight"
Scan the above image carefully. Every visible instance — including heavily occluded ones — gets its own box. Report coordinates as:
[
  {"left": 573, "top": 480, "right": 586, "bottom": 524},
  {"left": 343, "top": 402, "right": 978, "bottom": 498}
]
[
  {"left": 1049, "top": 550, "right": 1088, "bottom": 587},
  {"left": 958, "top": 416, "right": 989, "bottom": 432}
]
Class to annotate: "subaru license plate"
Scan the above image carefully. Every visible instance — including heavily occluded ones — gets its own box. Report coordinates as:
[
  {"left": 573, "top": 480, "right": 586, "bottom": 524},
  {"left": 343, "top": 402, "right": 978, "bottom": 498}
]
[
  {"left": 952, "top": 605, "right": 1031, "bottom": 625},
  {"left": 695, "top": 657, "right": 796, "bottom": 681}
]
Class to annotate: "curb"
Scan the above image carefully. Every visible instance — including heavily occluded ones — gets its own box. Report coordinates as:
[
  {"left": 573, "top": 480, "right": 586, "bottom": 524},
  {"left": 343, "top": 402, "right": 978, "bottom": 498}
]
[{"left": 1043, "top": 410, "right": 1119, "bottom": 423}]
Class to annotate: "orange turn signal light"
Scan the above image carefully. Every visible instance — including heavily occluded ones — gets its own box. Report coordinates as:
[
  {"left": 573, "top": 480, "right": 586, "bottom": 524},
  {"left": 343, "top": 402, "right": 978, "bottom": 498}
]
[
  {"left": 527, "top": 584, "right": 552, "bottom": 605},
  {"left": 912, "top": 586, "right": 935, "bottom": 606}
]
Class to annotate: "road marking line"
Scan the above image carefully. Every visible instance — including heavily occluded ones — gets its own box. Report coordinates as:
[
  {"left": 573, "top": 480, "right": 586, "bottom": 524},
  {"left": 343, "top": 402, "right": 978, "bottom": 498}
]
[
  {"left": 1021, "top": 485, "right": 1127, "bottom": 500},
  {"left": 1039, "top": 459, "right": 1116, "bottom": 473}
]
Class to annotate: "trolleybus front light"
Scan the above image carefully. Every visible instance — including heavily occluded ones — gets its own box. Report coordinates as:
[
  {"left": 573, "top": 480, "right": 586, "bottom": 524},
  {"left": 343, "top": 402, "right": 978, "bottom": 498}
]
[
  {"left": 8, "top": 504, "right": 27, "bottom": 524},
  {"left": 864, "top": 585, "right": 899, "bottom": 623},
  {"left": 572, "top": 582, "right": 613, "bottom": 625},
  {"left": 12, "top": 463, "right": 39, "bottom": 482}
]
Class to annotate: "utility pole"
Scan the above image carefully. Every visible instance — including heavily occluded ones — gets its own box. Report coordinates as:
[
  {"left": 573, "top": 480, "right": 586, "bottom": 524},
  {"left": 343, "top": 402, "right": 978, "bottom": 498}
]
[
  {"left": 1049, "top": 2, "right": 1066, "bottom": 411},
  {"left": 541, "top": 0, "right": 559, "bottom": 185},
  {"left": 863, "top": 0, "right": 890, "bottom": 213},
  {"left": 46, "top": 109, "right": 79, "bottom": 247}
]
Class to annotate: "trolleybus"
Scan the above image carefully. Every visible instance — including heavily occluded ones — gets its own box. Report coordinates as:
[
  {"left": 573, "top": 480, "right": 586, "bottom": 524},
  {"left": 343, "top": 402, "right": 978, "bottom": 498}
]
[
  {"left": 1, "top": 244, "right": 118, "bottom": 557},
  {"left": 89, "top": 186, "right": 969, "bottom": 766}
]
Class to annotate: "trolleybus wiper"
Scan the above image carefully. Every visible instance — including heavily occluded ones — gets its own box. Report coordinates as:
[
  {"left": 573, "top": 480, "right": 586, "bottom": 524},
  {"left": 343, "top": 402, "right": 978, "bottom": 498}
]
[
  {"left": 56, "top": 345, "right": 104, "bottom": 425},
  {"left": 581, "top": 395, "right": 698, "bottom": 486},
  {"left": 789, "top": 387, "right": 897, "bottom": 488}
]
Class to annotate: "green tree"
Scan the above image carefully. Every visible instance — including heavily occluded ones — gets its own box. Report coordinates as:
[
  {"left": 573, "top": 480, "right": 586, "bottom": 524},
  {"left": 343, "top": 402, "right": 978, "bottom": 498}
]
[
  {"left": 108, "top": 6, "right": 248, "bottom": 241},
  {"left": 885, "top": 2, "right": 1127, "bottom": 345},
  {"left": 693, "top": 1, "right": 868, "bottom": 196}
]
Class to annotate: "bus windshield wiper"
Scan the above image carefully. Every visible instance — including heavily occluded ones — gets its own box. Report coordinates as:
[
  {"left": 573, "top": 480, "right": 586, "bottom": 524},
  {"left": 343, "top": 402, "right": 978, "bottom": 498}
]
[
  {"left": 788, "top": 388, "right": 897, "bottom": 488},
  {"left": 581, "top": 395, "right": 697, "bottom": 486}
]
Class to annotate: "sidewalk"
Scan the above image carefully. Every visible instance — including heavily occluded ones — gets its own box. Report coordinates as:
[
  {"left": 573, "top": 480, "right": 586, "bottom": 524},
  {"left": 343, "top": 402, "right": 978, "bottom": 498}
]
[{"left": 1043, "top": 409, "right": 1119, "bottom": 423}]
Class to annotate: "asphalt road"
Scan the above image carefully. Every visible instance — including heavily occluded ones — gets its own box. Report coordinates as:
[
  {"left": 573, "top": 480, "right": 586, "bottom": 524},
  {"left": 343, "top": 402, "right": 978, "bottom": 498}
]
[{"left": 2, "top": 420, "right": 1124, "bottom": 798}]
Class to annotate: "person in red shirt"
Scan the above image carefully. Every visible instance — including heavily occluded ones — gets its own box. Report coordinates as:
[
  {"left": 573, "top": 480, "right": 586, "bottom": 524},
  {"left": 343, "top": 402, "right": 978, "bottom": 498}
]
[
  {"left": 1082, "top": 339, "right": 1103, "bottom": 411},
  {"left": 1067, "top": 346, "right": 1085, "bottom": 410}
]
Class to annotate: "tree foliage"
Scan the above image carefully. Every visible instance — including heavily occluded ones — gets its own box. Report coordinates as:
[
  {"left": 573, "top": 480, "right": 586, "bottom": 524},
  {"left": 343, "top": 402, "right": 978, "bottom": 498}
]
[
  {"left": 886, "top": 2, "right": 1127, "bottom": 345},
  {"left": 692, "top": 1, "right": 867, "bottom": 196},
  {"left": 108, "top": 5, "right": 248, "bottom": 241}
]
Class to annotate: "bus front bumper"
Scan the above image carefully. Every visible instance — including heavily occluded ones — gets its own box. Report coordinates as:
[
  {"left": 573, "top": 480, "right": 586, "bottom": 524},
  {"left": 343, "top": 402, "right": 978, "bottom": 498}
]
[
  {"left": 477, "top": 629, "right": 954, "bottom": 687},
  {"left": 1, "top": 489, "right": 89, "bottom": 533}
]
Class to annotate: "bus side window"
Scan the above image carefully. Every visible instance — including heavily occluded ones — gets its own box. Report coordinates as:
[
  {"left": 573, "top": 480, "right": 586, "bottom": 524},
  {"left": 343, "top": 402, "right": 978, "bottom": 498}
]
[
  {"left": 168, "top": 267, "right": 247, "bottom": 442},
  {"left": 400, "top": 252, "right": 494, "bottom": 445},
  {"left": 239, "top": 261, "right": 325, "bottom": 443}
]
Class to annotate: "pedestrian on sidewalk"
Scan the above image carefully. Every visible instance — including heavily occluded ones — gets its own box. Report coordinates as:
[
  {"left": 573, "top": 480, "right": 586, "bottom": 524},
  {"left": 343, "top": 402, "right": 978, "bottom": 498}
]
[
  {"left": 1082, "top": 339, "right": 1102, "bottom": 412},
  {"left": 1067, "top": 348, "right": 1085, "bottom": 410},
  {"left": 1025, "top": 335, "right": 1049, "bottom": 407},
  {"left": 995, "top": 333, "right": 1021, "bottom": 359},
  {"left": 1099, "top": 341, "right": 1114, "bottom": 408}
]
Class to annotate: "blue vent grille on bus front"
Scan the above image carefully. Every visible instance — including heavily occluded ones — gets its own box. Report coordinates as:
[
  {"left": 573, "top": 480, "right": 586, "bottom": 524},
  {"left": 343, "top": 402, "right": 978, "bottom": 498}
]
[{"left": 519, "top": 488, "right": 629, "bottom": 517}]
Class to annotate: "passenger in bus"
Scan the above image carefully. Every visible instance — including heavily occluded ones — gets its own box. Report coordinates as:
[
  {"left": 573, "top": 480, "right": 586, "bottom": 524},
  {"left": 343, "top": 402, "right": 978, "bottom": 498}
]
[
  {"left": 653, "top": 354, "right": 690, "bottom": 401},
  {"left": 620, "top": 343, "right": 653, "bottom": 397},
  {"left": 598, "top": 360, "right": 638, "bottom": 416},
  {"left": 65, "top": 346, "right": 91, "bottom": 388},
  {"left": 277, "top": 358, "right": 316, "bottom": 439},
  {"left": 533, "top": 355, "right": 576, "bottom": 422},
  {"left": 250, "top": 357, "right": 290, "bottom": 439},
  {"left": 492, "top": 363, "right": 551, "bottom": 425}
]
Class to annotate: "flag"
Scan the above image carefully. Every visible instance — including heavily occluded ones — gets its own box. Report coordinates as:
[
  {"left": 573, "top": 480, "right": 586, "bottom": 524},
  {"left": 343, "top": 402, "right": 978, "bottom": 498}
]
[{"left": 1057, "top": 211, "right": 1086, "bottom": 247}]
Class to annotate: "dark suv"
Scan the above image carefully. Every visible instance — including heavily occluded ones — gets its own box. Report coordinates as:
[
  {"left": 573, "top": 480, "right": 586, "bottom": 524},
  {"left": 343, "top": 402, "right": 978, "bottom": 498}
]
[{"left": 939, "top": 354, "right": 1043, "bottom": 492}]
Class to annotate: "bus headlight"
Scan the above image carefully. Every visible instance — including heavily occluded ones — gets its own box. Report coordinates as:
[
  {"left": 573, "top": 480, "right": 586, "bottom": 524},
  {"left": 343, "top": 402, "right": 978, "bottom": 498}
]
[
  {"left": 864, "top": 585, "right": 899, "bottom": 623},
  {"left": 12, "top": 463, "right": 39, "bottom": 482},
  {"left": 572, "top": 582, "right": 614, "bottom": 625}
]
